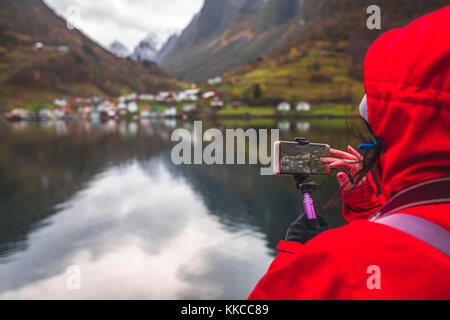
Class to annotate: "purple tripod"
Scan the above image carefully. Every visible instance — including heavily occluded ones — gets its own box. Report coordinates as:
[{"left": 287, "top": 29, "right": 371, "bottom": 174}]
[
  {"left": 294, "top": 173, "right": 319, "bottom": 222},
  {"left": 303, "top": 192, "right": 317, "bottom": 220}
]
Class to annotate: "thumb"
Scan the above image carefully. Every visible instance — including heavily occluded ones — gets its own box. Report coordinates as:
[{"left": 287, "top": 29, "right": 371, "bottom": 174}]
[{"left": 337, "top": 172, "right": 351, "bottom": 191}]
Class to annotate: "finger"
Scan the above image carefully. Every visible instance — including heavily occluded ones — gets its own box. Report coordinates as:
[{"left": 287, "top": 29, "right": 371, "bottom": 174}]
[
  {"left": 320, "top": 157, "right": 337, "bottom": 164},
  {"left": 330, "top": 148, "right": 357, "bottom": 161},
  {"left": 347, "top": 145, "right": 363, "bottom": 161},
  {"left": 337, "top": 172, "right": 353, "bottom": 191},
  {"left": 329, "top": 159, "right": 359, "bottom": 172}
]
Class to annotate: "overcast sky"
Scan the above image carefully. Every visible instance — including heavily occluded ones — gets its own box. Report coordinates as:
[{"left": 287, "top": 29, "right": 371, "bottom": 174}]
[{"left": 44, "top": 0, "right": 204, "bottom": 51}]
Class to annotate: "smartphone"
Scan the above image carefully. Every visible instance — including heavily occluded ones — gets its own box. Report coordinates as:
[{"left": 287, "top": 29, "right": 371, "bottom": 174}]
[{"left": 273, "top": 141, "right": 331, "bottom": 175}]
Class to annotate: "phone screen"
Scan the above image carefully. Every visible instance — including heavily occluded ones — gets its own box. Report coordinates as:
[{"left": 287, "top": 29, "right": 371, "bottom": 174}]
[{"left": 274, "top": 142, "right": 330, "bottom": 175}]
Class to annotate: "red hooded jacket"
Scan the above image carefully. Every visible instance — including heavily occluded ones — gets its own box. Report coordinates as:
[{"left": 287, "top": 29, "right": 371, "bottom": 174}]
[{"left": 249, "top": 7, "right": 450, "bottom": 300}]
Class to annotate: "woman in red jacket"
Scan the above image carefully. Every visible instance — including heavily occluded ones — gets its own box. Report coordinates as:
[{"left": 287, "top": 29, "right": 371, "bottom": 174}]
[{"left": 249, "top": 7, "right": 450, "bottom": 300}]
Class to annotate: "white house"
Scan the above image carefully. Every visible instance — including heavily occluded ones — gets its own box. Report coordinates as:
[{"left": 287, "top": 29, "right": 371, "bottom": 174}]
[
  {"left": 164, "top": 107, "right": 177, "bottom": 118},
  {"left": 119, "top": 93, "right": 138, "bottom": 103},
  {"left": 54, "top": 98, "right": 67, "bottom": 107},
  {"left": 296, "top": 102, "right": 311, "bottom": 111},
  {"left": 117, "top": 103, "right": 127, "bottom": 116},
  {"left": 126, "top": 93, "right": 138, "bottom": 101},
  {"left": 175, "top": 92, "right": 187, "bottom": 102},
  {"left": 184, "top": 89, "right": 200, "bottom": 96},
  {"left": 277, "top": 102, "right": 291, "bottom": 112},
  {"left": 107, "top": 109, "right": 116, "bottom": 118},
  {"left": 202, "top": 91, "right": 215, "bottom": 99},
  {"left": 139, "top": 94, "right": 155, "bottom": 101},
  {"left": 157, "top": 92, "right": 174, "bottom": 102},
  {"left": 34, "top": 42, "right": 44, "bottom": 51},
  {"left": 207, "top": 76, "right": 223, "bottom": 85},
  {"left": 177, "top": 89, "right": 199, "bottom": 102},
  {"left": 127, "top": 102, "right": 138, "bottom": 113}
]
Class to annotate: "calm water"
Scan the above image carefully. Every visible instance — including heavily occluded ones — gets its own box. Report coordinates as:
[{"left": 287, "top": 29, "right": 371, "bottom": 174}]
[{"left": 0, "top": 118, "right": 362, "bottom": 299}]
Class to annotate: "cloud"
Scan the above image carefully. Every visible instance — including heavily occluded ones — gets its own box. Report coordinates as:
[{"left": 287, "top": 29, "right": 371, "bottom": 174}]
[{"left": 44, "top": 0, "right": 204, "bottom": 51}]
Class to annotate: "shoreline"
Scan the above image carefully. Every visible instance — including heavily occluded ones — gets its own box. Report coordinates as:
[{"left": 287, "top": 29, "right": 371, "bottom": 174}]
[
  {"left": 0, "top": 113, "right": 359, "bottom": 123},
  {"left": 204, "top": 113, "right": 359, "bottom": 120}
]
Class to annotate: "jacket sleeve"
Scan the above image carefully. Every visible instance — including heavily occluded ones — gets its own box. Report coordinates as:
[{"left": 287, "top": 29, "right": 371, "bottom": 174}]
[
  {"left": 248, "top": 240, "right": 346, "bottom": 300},
  {"left": 341, "top": 171, "right": 385, "bottom": 222}
]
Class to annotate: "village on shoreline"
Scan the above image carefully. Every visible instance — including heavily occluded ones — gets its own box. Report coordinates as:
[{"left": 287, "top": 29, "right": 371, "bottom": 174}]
[{"left": 0, "top": 87, "right": 357, "bottom": 123}]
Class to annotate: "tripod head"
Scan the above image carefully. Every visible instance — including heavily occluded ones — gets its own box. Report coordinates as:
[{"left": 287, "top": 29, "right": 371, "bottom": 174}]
[{"left": 294, "top": 174, "right": 318, "bottom": 194}]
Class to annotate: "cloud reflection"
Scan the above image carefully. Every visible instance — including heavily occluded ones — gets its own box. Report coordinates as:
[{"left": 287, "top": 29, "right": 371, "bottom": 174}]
[{"left": 0, "top": 159, "right": 272, "bottom": 299}]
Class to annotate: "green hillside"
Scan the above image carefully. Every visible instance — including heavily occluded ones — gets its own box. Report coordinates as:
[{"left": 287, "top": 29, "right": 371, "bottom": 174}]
[{"left": 195, "top": 0, "right": 448, "bottom": 116}]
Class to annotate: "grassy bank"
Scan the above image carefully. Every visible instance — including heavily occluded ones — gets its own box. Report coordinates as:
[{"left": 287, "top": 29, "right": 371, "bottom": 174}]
[{"left": 214, "top": 103, "right": 359, "bottom": 118}]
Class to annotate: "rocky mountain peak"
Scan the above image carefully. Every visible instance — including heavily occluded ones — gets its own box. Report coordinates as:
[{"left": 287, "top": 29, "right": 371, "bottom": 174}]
[{"left": 109, "top": 41, "right": 130, "bottom": 58}]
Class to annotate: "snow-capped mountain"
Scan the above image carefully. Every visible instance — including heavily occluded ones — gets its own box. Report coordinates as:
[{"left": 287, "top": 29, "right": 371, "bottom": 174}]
[
  {"left": 109, "top": 41, "right": 130, "bottom": 58},
  {"left": 131, "top": 32, "right": 160, "bottom": 62}
]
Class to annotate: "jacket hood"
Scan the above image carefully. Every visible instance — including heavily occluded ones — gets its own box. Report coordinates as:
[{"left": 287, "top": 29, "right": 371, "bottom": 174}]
[{"left": 364, "top": 6, "right": 450, "bottom": 199}]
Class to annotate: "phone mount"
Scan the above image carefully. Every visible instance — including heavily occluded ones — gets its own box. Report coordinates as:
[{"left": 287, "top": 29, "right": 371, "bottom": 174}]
[{"left": 293, "top": 138, "right": 319, "bottom": 221}]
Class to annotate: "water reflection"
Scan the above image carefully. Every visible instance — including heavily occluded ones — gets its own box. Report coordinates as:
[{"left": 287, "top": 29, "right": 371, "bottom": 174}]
[
  {"left": 296, "top": 121, "right": 310, "bottom": 132},
  {"left": 277, "top": 121, "right": 291, "bottom": 132},
  {"left": 0, "top": 118, "right": 363, "bottom": 299},
  {"left": 0, "top": 161, "right": 272, "bottom": 299}
]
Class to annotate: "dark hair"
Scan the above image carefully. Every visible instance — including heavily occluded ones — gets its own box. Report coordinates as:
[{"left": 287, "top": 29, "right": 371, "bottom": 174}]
[
  {"left": 323, "top": 117, "right": 383, "bottom": 209},
  {"left": 351, "top": 118, "right": 383, "bottom": 187}
]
